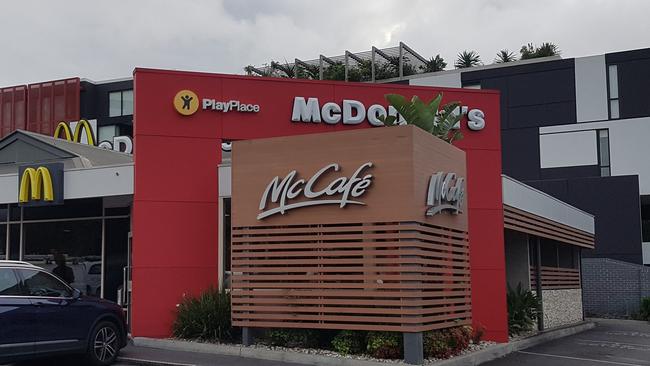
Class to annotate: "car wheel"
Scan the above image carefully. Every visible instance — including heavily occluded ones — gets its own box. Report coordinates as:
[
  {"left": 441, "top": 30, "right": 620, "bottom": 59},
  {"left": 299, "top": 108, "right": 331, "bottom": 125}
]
[{"left": 87, "top": 321, "right": 120, "bottom": 365}]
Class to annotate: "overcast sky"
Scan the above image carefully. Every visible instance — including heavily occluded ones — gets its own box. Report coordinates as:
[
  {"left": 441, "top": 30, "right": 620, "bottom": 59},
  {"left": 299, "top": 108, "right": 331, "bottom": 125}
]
[{"left": 1, "top": 0, "right": 649, "bottom": 86}]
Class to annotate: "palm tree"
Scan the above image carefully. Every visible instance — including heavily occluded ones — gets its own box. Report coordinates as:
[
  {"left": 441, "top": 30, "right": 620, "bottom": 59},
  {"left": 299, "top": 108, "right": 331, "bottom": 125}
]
[
  {"left": 422, "top": 55, "right": 447, "bottom": 72},
  {"left": 520, "top": 42, "right": 560, "bottom": 60},
  {"left": 271, "top": 61, "right": 295, "bottom": 78},
  {"left": 495, "top": 50, "right": 517, "bottom": 63},
  {"left": 454, "top": 51, "right": 481, "bottom": 69}
]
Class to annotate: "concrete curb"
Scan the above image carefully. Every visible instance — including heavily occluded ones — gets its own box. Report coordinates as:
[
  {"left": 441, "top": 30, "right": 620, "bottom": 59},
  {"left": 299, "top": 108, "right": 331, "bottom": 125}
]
[{"left": 124, "top": 321, "right": 595, "bottom": 366}]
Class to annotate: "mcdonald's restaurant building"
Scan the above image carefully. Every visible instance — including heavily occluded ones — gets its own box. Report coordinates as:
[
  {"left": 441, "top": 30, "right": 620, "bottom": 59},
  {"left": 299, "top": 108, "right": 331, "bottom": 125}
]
[{"left": 0, "top": 69, "right": 596, "bottom": 348}]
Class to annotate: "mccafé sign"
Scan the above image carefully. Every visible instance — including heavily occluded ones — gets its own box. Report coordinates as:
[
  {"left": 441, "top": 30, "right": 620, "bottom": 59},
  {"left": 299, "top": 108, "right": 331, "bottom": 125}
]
[
  {"left": 426, "top": 172, "right": 465, "bottom": 216},
  {"left": 291, "top": 97, "right": 486, "bottom": 130},
  {"left": 257, "top": 162, "right": 374, "bottom": 220}
]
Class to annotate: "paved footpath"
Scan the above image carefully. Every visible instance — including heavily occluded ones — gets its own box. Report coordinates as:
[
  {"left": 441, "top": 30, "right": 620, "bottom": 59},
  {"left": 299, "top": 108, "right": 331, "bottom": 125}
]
[{"left": 484, "top": 319, "right": 650, "bottom": 366}]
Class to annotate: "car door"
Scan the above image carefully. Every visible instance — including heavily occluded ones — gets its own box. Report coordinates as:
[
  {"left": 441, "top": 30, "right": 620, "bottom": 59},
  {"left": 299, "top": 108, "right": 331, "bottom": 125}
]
[
  {"left": 0, "top": 268, "right": 34, "bottom": 361},
  {"left": 16, "top": 268, "right": 89, "bottom": 354}
]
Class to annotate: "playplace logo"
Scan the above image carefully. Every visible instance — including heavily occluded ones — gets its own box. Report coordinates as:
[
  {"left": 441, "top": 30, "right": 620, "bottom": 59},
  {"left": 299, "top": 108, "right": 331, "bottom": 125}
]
[{"left": 174, "top": 89, "right": 260, "bottom": 116}]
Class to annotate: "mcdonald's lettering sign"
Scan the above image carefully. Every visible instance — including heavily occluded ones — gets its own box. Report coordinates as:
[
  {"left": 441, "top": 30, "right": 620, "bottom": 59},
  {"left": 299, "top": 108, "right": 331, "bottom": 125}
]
[
  {"left": 18, "top": 163, "right": 64, "bottom": 206},
  {"left": 54, "top": 119, "right": 133, "bottom": 154}
]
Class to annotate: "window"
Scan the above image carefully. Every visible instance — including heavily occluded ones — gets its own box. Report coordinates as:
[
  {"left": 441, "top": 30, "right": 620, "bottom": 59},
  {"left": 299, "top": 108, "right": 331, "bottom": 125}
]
[
  {"left": 597, "top": 129, "right": 611, "bottom": 177},
  {"left": 18, "top": 269, "right": 72, "bottom": 298},
  {"left": 0, "top": 268, "right": 21, "bottom": 296},
  {"left": 108, "top": 90, "right": 133, "bottom": 117},
  {"left": 607, "top": 65, "right": 619, "bottom": 119}
]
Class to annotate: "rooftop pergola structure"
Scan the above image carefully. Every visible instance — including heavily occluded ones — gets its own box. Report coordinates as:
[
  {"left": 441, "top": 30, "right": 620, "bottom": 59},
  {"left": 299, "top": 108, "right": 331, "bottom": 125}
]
[{"left": 245, "top": 42, "right": 430, "bottom": 82}]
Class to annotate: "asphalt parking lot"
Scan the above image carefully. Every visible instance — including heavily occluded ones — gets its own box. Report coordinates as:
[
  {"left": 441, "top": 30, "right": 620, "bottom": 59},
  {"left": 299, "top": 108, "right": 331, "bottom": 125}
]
[{"left": 484, "top": 319, "right": 650, "bottom": 366}]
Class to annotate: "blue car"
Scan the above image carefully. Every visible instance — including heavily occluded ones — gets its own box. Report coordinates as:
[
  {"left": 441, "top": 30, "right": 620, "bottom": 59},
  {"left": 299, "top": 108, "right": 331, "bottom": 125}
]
[{"left": 0, "top": 261, "right": 127, "bottom": 365}]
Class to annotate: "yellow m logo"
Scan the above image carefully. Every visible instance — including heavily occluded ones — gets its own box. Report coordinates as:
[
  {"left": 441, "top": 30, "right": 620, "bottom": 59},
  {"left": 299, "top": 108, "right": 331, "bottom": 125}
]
[
  {"left": 54, "top": 119, "right": 95, "bottom": 146},
  {"left": 19, "top": 167, "right": 54, "bottom": 203}
]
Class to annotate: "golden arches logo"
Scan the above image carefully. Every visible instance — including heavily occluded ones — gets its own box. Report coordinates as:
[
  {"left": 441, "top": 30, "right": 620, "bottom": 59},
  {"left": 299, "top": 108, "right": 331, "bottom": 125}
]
[
  {"left": 19, "top": 167, "right": 54, "bottom": 203},
  {"left": 54, "top": 119, "right": 95, "bottom": 146}
]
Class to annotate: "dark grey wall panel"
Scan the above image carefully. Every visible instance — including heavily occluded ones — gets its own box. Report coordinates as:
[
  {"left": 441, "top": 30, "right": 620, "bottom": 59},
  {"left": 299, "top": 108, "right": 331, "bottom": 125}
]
[
  {"left": 80, "top": 79, "right": 133, "bottom": 128},
  {"left": 462, "top": 59, "right": 576, "bottom": 131},
  {"left": 540, "top": 165, "right": 600, "bottom": 180},
  {"left": 527, "top": 175, "right": 643, "bottom": 264},
  {"left": 501, "top": 128, "right": 540, "bottom": 181},
  {"left": 617, "top": 59, "right": 650, "bottom": 119}
]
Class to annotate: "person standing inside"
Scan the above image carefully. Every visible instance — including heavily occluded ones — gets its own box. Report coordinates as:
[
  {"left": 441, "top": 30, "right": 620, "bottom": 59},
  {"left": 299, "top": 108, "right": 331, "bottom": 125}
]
[{"left": 53, "top": 253, "right": 75, "bottom": 284}]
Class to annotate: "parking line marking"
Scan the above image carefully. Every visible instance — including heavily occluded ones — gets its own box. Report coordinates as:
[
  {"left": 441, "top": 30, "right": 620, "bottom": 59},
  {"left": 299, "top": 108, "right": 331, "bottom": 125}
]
[
  {"left": 118, "top": 357, "right": 197, "bottom": 366},
  {"left": 517, "top": 351, "right": 645, "bottom": 366},
  {"left": 577, "top": 339, "right": 650, "bottom": 348}
]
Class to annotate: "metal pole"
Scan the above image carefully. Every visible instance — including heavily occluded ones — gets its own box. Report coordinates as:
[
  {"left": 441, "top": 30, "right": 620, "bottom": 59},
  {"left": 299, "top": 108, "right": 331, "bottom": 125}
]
[
  {"left": 18, "top": 207, "right": 23, "bottom": 261},
  {"left": 399, "top": 42, "right": 404, "bottom": 79},
  {"left": 319, "top": 56, "right": 324, "bottom": 80},
  {"left": 101, "top": 205, "right": 106, "bottom": 299},
  {"left": 5, "top": 204, "right": 9, "bottom": 260},
  {"left": 535, "top": 236, "right": 544, "bottom": 331},
  {"left": 371, "top": 47, "right": 376, "bottom": 82},
  {"left": 345, "top": 52, "right": 349, "bottom": 82}
]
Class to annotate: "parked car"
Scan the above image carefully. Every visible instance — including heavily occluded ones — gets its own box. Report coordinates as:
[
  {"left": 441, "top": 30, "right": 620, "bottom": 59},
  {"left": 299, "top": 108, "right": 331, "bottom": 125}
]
[{"left": 0, "top": 260, "right": 127, "bottom": 365}]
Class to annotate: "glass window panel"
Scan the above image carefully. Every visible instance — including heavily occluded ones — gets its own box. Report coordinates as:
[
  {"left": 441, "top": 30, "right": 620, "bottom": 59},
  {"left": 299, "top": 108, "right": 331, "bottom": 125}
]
[
  {"left": 0, "top": 268, "right": 21, "bottom": 295},
  {"left": 558, "top": 244, "right": 576, "bottom": 268},
  {"left": 23, "top": 220, "right": 102, "bottom": 296},
  {"left": 601, "top": 167, "right": 611, "bottom": 177},
  {"left": 608, "top": 65, "right": 619, "bottom": 99},
  {"left": 610, "top": 99, "right": 620, "bottom": 119},
  {"left": 23, "top": 197, "right": 102, "bottom": 220},
  {"left": 0, "top": 204, "right": 7, "bottom": 222},
  {"left": 9, "top": 224, "right": 20, "bottom": 260},
  {"left": 0, "top": 224, "right": 6, "bottom": 260},
  {"left": 540, "top": 239, "right": 558, "bottom": 267},
  {"left": 18, "top": 269, "right": 72, "bottom": 297},
  {"left": 122, "top": 90, "right": 133, "bottom": 116},
  {"left": 98, "top": 125, "right": 119, "bottom": 144},
  {"left": 109, "top": 91, "right": 122, "bottom": 117},
  {"left": 599, "top": 131, "right": 610, "bottom": 166}
]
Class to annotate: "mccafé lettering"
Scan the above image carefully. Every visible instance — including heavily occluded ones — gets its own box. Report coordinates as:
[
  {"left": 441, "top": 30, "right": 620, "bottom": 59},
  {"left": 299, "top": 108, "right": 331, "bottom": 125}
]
[
  {"left": 258, "top": 162, "right": 373, "bottom": 220},
  {"left": 291, "top": 97, "right": 486, "bottom": 131},
  {"left": 426, "top": 172, "right": 465, "bottom": 216}
]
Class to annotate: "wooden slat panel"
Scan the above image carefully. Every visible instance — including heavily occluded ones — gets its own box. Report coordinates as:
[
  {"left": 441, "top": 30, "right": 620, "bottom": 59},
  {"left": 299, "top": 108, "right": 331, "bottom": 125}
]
[
  {"left": 530, "top": 266, "right": 581, "bottom": 290},
  {"left": 504, "top": 205, "right": 594, "bottom": 248},
  {"left": 231, "top": 221, "right": 471, "bottom": 332}
]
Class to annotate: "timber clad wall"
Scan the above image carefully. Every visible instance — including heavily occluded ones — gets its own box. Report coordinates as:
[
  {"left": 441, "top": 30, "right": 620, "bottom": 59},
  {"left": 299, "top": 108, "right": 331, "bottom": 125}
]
[
  {"left": 232, "top": 222, "right": 470, "bottom": 332},
  {"left": 231, "top": 126, "right": 471, "bottom": 332}
]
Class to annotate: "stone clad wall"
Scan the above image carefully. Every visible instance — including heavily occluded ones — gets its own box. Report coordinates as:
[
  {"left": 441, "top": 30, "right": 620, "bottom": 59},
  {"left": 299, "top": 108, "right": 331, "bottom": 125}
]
[{"left": 541, "top": 289, "right": 584, "bottom": 329}]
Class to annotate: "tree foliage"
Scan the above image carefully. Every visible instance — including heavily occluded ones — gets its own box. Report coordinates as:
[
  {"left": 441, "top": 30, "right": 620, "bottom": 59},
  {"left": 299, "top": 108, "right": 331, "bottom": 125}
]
[
  {"left": 520, "top": 42, "right": 560, "bottom": 59},
  {"left": 495, "top": 49, "right": 517, "bottom": 63},
  {"left": 379, "top": 93, "right": 463, "bottom": 144},
  {"left": 422, "top": 55, "right": 447, "bottom": 72},
  {"left": 454, "top": 50, "right": 481, "bottom": 69}
]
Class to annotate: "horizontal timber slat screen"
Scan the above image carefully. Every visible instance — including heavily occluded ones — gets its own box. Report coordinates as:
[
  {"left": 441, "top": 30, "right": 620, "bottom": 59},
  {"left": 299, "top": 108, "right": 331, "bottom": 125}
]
[
  {"left": 231, "top": 221, "right": 470, "bottom": 332},
  {"left": 530, "top": 266, "right": 581, "bottom": 290}
]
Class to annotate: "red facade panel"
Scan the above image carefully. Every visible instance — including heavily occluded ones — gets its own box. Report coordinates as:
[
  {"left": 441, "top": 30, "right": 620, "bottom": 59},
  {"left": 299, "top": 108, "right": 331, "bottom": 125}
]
[
  {"left": 0, "top": 86, "right": 27, "bottom": 138},
  {"left": 133, "top": 69, "right": 508, "bottom": 341},
  {"left": 26, "top": 78, "right": 80, "bottom": 136}
]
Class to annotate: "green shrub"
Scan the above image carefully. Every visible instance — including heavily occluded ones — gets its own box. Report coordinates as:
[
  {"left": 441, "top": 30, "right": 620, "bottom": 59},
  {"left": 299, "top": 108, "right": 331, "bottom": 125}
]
[
  {"left": 424, "top": 326, "right": 473, "bottom": 359},
  {"left": 265, "top": 328, "right": 319, "bottom": 348},
  {"left": 640, "top": 297, "right": 650, "bottom": 321},
  {"left": 471, "top": 324, "right": 485, "bottom": 344},
  {"left": 366, "top": 331, "right": 402, "bottom": 359},
  {"left": 331, "top": 330, "right": 367, "bottom": 355},
  {"left": 507, "top": 283, "right": 541, "bottom": 336},
  {"left": 172, "top": 287, "right": 232, "bottom": 342}
]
